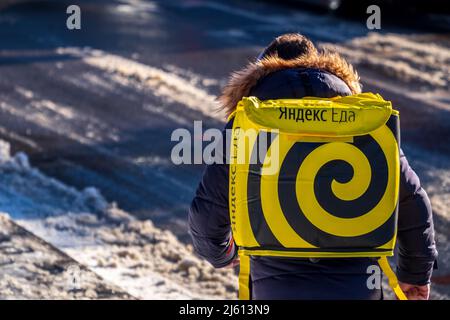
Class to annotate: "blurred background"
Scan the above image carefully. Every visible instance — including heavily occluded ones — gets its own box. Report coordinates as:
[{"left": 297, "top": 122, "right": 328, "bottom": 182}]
[{"left": 0, "top": 0, "right": 448, "bottom": 299}]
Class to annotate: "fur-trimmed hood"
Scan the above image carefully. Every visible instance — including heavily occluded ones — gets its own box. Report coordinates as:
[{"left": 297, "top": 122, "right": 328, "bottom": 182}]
[{"left": 218, "top": 50, "right": 361, "bottom": 116}]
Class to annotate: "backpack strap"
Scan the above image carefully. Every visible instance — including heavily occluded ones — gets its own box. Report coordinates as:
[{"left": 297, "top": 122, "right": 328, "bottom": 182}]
[
  {"left": 378, "top": 256, "right": 408, "bottom": 300},
  {"left": 238, "top": 252, "right": 251, "bottom": 300}
]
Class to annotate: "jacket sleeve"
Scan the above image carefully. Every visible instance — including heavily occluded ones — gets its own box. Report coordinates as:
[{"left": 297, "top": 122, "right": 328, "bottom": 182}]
[
  {"left": 396, "top": 149, "right": 438, "bottom": 285},
  {"left": 188, "top": 121, "right": 237, "bottom": 268}
]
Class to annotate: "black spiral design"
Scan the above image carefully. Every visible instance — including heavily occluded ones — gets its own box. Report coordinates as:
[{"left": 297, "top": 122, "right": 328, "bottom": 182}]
[{"left": 244, "top": 115, "right": 399, "bottom": 251}]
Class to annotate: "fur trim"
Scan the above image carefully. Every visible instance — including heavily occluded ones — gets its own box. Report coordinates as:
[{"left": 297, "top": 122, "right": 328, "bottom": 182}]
[{"left": 218, "top": 50, "right": 361, "bottom": 117}]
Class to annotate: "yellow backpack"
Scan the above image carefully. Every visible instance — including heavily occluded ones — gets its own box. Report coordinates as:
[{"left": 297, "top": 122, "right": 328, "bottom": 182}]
[{"left": 228, "top": 93, "right": 406, "bottom": 300}]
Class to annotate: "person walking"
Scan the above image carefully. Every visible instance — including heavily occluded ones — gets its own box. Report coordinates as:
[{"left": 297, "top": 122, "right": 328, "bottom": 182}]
[{"left": 189, "top": 33, "right": 437, "bottom": 300}]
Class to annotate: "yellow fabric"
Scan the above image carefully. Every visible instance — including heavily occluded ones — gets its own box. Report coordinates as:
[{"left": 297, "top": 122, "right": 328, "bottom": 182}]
[
  {"left": 230, "top": 93, "right": 402, "bottom": 300},
  {"left": 260, "top": 135, "right": 316, "bottom": 248},
  {"left": 238, "top": 254, "right": 251, "bottom": 300},
  {"left": 294, "top": 125, "right": 399, "bottom": 237},
  {"left": 229, "top": 93, "right": 400, "bottom": 256},
  {"left": 378, "top": 256, "right": 408, "bottom": 300},
  {"left": 229, "top": 126, "right": 259, "bottom": 247},
  {"left": 239, "top": 93, "right": 393, "bottom": 137},
  {"left": 239, "top": 249, "right": 392, "bottom": 258}
]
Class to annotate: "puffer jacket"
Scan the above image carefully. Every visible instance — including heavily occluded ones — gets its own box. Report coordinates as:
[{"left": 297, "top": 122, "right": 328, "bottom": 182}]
[{"left": 188, "top": 53, "right": 437, "bottom": 300}]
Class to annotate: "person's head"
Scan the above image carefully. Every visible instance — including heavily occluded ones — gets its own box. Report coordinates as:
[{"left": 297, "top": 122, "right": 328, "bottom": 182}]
[
  {"left": 219, "top": 33, "right": 362, "bottom": 117},
  {"left": 256, "top": 33, "right": 317, "bottom": 61}
]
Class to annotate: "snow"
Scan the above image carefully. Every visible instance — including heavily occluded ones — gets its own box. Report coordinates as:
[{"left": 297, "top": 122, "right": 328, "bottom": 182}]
[
  {"left": 0, "top": 96, "right": 119, "bottom": 146},
  {"left": 0, "top": 140, "right": 237, "bottom": 299},
  {"left": 56, "top": 47, "right": 225, "bottom": 120},
  {"left": 0, "top": 213, "right": 132, "bottom": 299},
  {"left": 0, "top": 140, "right": 10, "bottom": 161},
  {"left": 322, "top": 32, "right": 450, "bottom": 90}
]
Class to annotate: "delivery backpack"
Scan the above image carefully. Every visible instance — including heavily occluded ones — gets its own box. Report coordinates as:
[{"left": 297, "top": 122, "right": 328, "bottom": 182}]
[{"left": 228, "top": 93, "right": 407, "bottom": 300}]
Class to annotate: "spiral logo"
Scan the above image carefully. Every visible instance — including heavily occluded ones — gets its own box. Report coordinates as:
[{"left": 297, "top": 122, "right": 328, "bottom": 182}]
[{"left": 245, "top": 116, "right": 400, "bottom": 252}]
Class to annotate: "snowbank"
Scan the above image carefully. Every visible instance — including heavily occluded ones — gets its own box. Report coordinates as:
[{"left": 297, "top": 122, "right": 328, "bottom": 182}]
[
  {"left": 0, "top": 213, "right": 131, "bottom": 299},
  {"left": 322, "top": 33, "right": 450, "bottom": 90},
  {"left": 0, "top": 140, "right": 237, "bottom": 299},
  {"left": 57, "top": 47, "right": 226, "bottom": 120}
]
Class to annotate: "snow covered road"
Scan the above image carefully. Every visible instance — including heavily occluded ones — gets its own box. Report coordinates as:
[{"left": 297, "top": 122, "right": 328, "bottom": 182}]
[{"left": 0, "top": 142, "right": 237, "bottom": 299}]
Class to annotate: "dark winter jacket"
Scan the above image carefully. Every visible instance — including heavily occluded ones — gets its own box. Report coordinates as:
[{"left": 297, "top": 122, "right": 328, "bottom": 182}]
[{"left": 189, "top": 53, "right": 437, "bottom": 300}]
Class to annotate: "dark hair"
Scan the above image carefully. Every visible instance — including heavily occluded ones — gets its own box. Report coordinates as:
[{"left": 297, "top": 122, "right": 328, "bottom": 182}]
[{"left": 257, "top": 33, "right": 317, "bottom": 61}]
